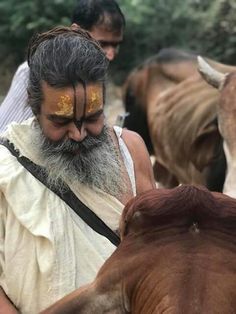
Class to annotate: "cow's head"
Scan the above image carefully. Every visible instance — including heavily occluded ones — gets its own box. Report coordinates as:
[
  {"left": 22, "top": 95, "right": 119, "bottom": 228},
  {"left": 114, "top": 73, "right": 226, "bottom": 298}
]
[
  {"left": 120, "top": 185, "right": 221, "bottom": 238},
  {"left": 198, "top": 56, "right": 236, "bottom": 196},
  {"left": 197, "top": 56, "right": 231, "bottom": 142}
]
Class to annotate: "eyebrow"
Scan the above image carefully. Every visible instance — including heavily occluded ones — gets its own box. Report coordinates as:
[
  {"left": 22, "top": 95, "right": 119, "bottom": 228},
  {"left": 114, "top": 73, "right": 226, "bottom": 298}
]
[
  {"left": 47, "top": 114, "right": 73, "bottom": 122},
  {"left": 46, "top": 109, "right": 103, "bottom": 122}
]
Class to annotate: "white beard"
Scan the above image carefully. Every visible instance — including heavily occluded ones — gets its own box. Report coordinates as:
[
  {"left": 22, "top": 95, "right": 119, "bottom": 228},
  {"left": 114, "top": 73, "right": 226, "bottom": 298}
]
[{"left": 31, "top": 123, "right": 127, "bottom": 197}]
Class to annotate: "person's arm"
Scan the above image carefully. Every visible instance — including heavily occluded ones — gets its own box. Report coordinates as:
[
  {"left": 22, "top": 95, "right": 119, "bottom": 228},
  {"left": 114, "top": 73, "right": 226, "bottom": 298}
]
[
  {"left": 40, "top": 284, "right": 95, "bottom": 314},
  {"left": 0, "top": 287, "right": 19, "bottom": 314},
  {"left": 0, "top": 62, "right": 33, "bottom": 133},
  {"left": 121, "top": 129, "right": 156, "bottom": 194},
  {"left": 0, "top": 195, "right": 19, "bottom": 314}
]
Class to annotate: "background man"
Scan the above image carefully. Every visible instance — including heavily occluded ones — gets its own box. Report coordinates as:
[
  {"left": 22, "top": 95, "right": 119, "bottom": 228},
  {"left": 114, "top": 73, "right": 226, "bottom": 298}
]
[
  {"left": 0, "top": 0, "right": 125, "bottom": 132},
  {"left": 0, "top": 26, "right": 155, "bottom": 313}
]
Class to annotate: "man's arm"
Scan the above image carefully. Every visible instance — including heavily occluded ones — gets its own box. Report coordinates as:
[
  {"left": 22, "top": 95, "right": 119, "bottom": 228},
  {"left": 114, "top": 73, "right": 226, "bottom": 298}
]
[
  {"left": 0, "top": 288, "right": 19, "bottom": 314},
  {"left": 0, "top": 62, "right": 33, "bottom": 133},
  {"left": 0, "top": 191, "right": 19, "bottom": 313},
  {"left": 121, "top": 129, "right": 156, "bottom": 194}
]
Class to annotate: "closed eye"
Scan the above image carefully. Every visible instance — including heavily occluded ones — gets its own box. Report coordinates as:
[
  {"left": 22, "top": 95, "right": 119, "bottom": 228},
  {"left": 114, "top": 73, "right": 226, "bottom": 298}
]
[
  {"left": 52, "top": 120, "right": 71, "bottom": 127},
  {"left": 85, "top": 110, "right": 103, "bottom": 123}
]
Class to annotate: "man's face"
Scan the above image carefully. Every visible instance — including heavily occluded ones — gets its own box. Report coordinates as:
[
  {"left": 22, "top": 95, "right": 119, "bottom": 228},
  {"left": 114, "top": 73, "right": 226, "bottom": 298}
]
[
  {"left": 38, "top": 81, "right": 105, "bottom": 143},
  {"left": 89, "top": 21, "right": 123, "bottom": 61},
  {"left": 33, "top": 81, "right": 125, "bottom": 194}
]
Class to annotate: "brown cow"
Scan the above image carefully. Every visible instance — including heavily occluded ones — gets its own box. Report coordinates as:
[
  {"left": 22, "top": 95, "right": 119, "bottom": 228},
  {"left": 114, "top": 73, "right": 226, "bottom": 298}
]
[
  {"left": 123, "top": 48, "right": 235, "bottom": 190},
  {"left": 198, "top": 56, "right": 236, "bottom": 199},
  {"left": 123, "top": 48, "right": 199, "bottom": 155},
  {"left": 41, "top": 185, "right": 236, "bottom": 313}
]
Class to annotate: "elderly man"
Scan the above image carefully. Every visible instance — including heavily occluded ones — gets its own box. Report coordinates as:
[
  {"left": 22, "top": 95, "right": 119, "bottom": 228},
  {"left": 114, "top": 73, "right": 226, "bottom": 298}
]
[
  {"left": 0, "top": 26, "right": 155, "bottom": 314},
  {"left": 0, "top": 0, "right": 125, "bottom": 132}
]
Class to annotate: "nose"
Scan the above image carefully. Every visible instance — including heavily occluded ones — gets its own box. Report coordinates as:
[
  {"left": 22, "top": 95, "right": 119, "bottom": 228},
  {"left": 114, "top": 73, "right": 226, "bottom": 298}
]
[
  {"left": 67, "top": 122, "right": 87, "bottom": 142},
  {"left": 104, "top": 46, "right": 116, "bottom": 61}
]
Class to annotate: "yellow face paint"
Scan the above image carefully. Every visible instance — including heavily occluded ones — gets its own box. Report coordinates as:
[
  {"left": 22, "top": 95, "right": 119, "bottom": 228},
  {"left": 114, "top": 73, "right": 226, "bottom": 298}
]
[
  {"left": 55, "top": 94, "right": 73, "bottom": 116},
  {"left": 86, "top": 83, "right": 103, "bottom": 115}
]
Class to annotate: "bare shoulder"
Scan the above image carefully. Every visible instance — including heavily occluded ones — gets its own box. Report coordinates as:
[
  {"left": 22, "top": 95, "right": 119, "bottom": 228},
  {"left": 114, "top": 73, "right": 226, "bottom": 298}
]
[
  {"left": 121, "top": 128, "right": 145, "bottom": 146},
  {"left": 120, "top": 129, "right": 149, "bottom": 163},
  {"left": 121, "top": 129, "right": 156, "bottom": 194}
]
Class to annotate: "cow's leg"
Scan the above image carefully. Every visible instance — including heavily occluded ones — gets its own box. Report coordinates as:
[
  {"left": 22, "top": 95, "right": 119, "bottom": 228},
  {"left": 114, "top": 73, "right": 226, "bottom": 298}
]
[
  {"left": 222, "top": 141, "right": 236, "bottom": 198},
  {"left": 153, "top": 160, "right": 179, "bottom": 188},
  {"left": 204, "top": 138, "right": 226, "bottom": 192}
]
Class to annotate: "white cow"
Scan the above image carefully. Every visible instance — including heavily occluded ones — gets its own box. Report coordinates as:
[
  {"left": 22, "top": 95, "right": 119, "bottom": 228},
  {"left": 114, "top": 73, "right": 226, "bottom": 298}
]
[{"left": 198, "top": 56, "right": 236, "bottom": 198}]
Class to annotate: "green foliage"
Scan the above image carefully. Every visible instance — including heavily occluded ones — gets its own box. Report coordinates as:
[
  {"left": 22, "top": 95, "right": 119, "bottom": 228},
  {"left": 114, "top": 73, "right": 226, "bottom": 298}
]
[
  {"left": 196, "top": 0, "right": 236, "bottom": 63},
  {"left": 111, "top": 0, "right": 236, "bottom": 83},
  {"left": 0, "top": 0, "right": 75, "bottom": 64},
  {"left": 0, "top": 0, "right": 236, "bottom": 86}
]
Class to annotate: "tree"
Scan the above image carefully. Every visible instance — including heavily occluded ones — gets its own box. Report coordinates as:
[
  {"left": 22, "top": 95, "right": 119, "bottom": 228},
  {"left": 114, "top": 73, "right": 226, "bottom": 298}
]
[
  {"left": 0, "top": 0, "right": 75, "bottom": 64},
  {"left": 111, "top": 0, "right": 236, "bottom": 83},
  {"left": 0, "top": 0, "right": 236, "bottom": 87}
]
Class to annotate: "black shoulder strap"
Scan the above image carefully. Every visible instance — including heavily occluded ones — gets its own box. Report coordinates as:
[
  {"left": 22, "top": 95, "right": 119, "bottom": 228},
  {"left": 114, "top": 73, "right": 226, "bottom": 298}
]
[{"left": 0, "top": 139, "right": 120, "bottom": 246}]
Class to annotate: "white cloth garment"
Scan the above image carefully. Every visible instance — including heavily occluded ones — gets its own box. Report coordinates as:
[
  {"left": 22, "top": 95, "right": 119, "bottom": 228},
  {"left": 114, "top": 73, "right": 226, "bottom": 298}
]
[
  {"left": 0, "top": 62, "right": 32, "bottom": 133},
  {"left": 0, "top": 118, "right": 136, "bottom": 313}
]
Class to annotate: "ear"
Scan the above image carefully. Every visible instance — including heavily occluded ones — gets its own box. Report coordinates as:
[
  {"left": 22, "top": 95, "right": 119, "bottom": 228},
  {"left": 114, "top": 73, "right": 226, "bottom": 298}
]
[
  {"left": 71, "top": 23, "right": 80, "bottom": 30},
  {"left": 27, "top": 88, "right": 38, "bottom": 116},
  {"left": 190, "top": 121, "right": 221, "bottom": 171},
  {"left": 119, "top": 199, "right": 134, "bottom": 239}
]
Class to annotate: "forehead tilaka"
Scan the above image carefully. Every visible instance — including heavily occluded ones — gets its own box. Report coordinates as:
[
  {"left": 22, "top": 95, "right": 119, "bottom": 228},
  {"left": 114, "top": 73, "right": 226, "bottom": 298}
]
[{"left": 47, "top": 82, "right": 104, "bottom": 119}]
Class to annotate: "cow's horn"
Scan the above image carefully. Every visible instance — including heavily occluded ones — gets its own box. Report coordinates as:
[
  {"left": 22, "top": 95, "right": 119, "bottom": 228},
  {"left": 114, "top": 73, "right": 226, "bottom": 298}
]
[{"left": 197, "top": 56, "right": 226, "bottom": 89}]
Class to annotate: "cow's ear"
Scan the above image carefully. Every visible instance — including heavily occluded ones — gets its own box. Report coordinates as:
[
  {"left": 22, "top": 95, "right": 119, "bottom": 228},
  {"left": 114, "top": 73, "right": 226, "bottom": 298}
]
[{"left": 190, "top": 123, "right": 221, "bottom": 171}]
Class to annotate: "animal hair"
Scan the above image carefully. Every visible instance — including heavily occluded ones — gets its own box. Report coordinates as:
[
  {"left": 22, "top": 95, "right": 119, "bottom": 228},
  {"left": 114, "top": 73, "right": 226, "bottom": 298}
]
[{"left": 121, "top": 185, "right": 236, "bottom": 238}]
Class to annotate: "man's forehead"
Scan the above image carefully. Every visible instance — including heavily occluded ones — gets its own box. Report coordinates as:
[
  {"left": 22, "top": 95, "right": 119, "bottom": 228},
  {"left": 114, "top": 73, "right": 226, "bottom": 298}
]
[
  {"left": 41, "top": 81, "right": 104, "bottom": 117},
  {"left": 99, "top": 13, "right": 124, "bottom": 33},
  {"left": 89, "top": 18, "right": 123, "bottom": 43}
]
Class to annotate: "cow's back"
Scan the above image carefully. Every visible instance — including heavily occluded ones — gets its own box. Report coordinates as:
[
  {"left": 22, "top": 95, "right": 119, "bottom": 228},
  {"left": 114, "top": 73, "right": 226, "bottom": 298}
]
[
  {"left": 121, "top": 233, "right": 236, "bottom": 314},
  {"left": 148, "top": 73, "right": 220, "bottom": 186},
  {"left": 123, "top": 49, "right": 236, "bottom": 189}
]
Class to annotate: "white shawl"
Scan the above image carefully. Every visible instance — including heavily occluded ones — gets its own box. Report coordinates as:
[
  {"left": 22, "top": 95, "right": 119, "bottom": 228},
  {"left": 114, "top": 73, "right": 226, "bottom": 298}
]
[{"left": 0, "top": 118, "right": 132, "bottom": 313}]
